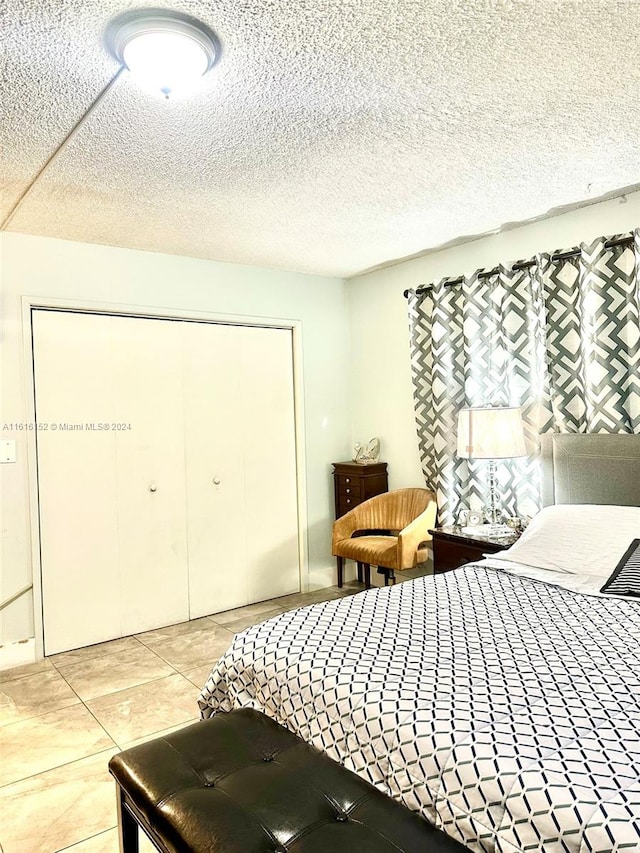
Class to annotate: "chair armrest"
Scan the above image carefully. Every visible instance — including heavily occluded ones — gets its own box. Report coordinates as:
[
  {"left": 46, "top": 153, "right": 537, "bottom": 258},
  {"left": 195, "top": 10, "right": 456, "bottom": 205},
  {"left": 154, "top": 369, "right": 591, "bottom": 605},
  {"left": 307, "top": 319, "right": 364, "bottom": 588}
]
[{"left": 397, "top": 494, "right": 437, "bottom": 568}]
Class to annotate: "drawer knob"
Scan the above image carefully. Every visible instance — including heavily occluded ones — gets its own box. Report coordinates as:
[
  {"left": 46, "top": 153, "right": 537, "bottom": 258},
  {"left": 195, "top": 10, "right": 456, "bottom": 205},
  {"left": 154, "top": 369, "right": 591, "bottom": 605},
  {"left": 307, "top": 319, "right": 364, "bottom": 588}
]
[
  {"left": 346, "top": 488, "right": 350, "bottom": 494},
  {"left": 345, "top": 478, "right": 350, "bottom": 483},
  {"left": 346, "top": 498, "right": 351, "bottom": 504}
]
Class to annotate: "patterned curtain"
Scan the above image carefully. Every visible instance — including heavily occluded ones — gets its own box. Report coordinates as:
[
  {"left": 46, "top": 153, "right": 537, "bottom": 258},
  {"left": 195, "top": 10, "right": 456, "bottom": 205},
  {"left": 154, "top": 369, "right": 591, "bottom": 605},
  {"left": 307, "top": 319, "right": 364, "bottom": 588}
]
[{"left": 408, "top": 229, "right": 640, "bottom": 525}]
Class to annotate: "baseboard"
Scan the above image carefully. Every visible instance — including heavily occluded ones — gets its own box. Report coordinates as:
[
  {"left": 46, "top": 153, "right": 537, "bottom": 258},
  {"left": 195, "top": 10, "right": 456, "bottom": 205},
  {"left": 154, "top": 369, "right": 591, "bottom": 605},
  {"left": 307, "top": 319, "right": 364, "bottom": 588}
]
[{"left": 0, "top": 637, "right": 37, "bottom": 672}]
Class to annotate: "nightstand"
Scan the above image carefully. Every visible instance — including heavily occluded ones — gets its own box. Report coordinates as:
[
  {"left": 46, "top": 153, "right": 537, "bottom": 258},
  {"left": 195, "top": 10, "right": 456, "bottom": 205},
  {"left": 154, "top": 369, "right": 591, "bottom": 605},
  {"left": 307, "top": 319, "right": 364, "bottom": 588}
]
[{"left": 428, "top": 526, "right": 518, "bottom": 575}]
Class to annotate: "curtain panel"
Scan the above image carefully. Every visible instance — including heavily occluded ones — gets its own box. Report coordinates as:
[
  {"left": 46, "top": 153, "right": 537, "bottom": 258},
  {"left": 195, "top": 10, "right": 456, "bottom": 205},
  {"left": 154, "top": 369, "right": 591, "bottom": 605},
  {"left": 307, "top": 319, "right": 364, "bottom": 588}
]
[{"left": 408, "top": 230, "right": 640, "bottom": 525}]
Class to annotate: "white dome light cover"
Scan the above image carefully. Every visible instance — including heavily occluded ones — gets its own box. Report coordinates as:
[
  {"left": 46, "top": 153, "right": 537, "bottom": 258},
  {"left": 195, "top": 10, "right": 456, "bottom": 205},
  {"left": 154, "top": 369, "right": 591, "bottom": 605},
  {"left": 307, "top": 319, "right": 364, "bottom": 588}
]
[{"left": 107, "top": 10, "right": 219, "bottom": 97}]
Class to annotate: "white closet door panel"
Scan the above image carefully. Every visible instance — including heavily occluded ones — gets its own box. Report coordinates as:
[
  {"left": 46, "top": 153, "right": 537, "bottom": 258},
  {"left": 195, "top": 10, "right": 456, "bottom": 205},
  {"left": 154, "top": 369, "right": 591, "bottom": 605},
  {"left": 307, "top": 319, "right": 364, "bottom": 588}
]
[
  {"left": 33, "top": 311, "right": 121, "bottom": 654},
  {"left": 240, "top": 327, "right": 300, "bottom": 602},
  {"left": 182, "top": 322, "right": 248, "bottom": 617},
  {"left": 111, "top": 316, "right": 189, "bottom": 635}
]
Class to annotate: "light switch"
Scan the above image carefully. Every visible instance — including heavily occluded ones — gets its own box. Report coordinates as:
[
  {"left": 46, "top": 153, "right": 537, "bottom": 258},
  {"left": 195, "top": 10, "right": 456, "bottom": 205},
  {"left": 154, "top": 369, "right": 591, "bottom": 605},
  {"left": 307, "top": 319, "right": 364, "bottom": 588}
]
[{"left": 1, "top": 440, "right": 17, "bottom": 463}]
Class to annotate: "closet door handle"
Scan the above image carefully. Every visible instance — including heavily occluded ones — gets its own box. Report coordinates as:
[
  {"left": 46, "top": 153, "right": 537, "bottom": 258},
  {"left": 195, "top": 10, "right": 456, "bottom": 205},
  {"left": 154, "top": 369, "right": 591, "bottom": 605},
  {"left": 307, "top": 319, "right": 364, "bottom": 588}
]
[
  {"left": 213, "top": 477, "right": 221, "bottom": 485},
  {"left": 149, "top": 483, "right": 157, "bottom": 493}
]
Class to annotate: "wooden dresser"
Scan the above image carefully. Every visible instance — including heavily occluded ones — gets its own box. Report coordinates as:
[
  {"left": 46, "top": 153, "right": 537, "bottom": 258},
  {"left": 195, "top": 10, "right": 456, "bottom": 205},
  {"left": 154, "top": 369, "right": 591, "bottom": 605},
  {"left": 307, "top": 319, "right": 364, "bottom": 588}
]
[{"left": 332, "top": 461, "right": 388, "bottom": 518}]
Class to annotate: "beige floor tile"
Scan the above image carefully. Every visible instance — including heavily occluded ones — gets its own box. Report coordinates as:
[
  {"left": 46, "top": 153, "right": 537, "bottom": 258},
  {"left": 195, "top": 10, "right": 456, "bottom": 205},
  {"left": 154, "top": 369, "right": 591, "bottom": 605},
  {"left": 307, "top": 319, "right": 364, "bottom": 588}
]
[
  {"left": 277, "top": 588, "right": 352, "bottom": 610},
  {"left": 55, "top": 643, "right": 176, "bottom": 702},
  {"left": 400, "top": 564, "right": 433, "bottom": 579},
  {"left": 59, "top": 828, "right": 157, "bottom": 853},
  {"left": 313, "top": 584, "right": 356, "bottom": 596},
  {"left": 211, "top": 597, "right": 294, "bottom": 625},
  {"left": 134, "top": 615, "right": 216, "bottom": 645},
  {"left": 0, "top": 668, "right": 80, "bottom": 727},
  {"left": 220, "top": 608, "right": 284, "bottom": 633},
  {"left": 0, "top": 658, "right": 54, "bottom": 684},
  {"left": 86, "top": 674, "right": 200, "bottom": 747},
  {"left": 0, "top": 748, "right": 118, "bottom": 853},
  {"left": 137, "top": 624, "right": 234, "bottom": 672},
  {"left": 211, "top": 588, "right": 351, "bottom": 628},
  {"left": 56, "top": 828, "right": 117, "bottom": 853},
  {"left": 182, "top": 663, "right": 215, "bottom": 689},
  {"left": 48, "top": 636, "right": 143, "bottom": 669},
  {"left": 0, "top": 704, "right": 114, "bottom": 787},
  {"left": 119, "top": 716, "right": 201, "bottom": 750},
  {"left": 138, "top": 830, "right": 157, "bottom": 853}
]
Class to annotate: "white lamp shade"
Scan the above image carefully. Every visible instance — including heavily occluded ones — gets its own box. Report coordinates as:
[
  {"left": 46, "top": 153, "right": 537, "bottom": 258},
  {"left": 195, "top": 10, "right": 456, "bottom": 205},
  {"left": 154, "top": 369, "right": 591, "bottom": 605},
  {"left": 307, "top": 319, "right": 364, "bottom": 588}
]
[{"left": 457, "top": 406, "right": 527, "bottom": 459}]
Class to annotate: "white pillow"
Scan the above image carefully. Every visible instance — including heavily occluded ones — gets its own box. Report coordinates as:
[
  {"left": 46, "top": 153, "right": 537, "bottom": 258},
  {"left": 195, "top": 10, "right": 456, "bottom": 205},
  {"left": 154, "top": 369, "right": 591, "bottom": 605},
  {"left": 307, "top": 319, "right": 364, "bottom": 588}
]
[{"left": 491, "top": 504, "right": 640, "bottom": 577}]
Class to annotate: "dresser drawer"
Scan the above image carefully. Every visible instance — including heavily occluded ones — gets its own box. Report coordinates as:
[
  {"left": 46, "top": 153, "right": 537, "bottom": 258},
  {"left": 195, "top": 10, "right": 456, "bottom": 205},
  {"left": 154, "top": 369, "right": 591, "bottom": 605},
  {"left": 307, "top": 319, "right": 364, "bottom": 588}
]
[
  {"left": 337, "top": 495, "right": 360, "bottom": 515},
  {"left": 337, "top": 483, "right": 362, "bottom": 498},
  {"left": 336, "top": 473, "right": 359, "bottom": 487}
]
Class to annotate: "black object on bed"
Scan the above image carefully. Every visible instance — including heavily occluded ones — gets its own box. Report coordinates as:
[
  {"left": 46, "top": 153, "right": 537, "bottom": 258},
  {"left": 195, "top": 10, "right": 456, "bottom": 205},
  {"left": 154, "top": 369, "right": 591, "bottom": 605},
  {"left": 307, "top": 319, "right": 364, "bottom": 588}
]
[
  {"left": 601, "top": 539, "right": 640, "bottom": 596},
  {"left": 109, "top": 708, "right": 469, "bottom": 853}
]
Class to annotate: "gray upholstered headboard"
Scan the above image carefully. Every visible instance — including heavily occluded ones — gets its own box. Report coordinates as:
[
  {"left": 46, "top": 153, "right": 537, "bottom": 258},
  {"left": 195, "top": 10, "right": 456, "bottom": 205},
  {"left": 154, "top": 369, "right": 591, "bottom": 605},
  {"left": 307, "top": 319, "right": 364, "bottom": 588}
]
[{"left": 541, "top": 434, "right": 640, "bottom": 507}]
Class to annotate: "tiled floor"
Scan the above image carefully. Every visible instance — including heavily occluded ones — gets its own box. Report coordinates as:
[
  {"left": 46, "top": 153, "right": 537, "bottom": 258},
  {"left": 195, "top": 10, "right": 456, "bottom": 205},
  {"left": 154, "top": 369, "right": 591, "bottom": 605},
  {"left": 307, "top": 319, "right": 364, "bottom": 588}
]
[{"left": 0, "top": 569, "right": 430, "bottom": 853}]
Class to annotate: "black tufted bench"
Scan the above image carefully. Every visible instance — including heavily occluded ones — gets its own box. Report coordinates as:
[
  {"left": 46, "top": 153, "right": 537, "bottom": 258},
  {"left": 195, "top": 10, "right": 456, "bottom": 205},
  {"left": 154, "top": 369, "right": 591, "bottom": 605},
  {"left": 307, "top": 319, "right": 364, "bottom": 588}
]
[{"left": 109, "top": 708, "right": 468, "bottom": 853}]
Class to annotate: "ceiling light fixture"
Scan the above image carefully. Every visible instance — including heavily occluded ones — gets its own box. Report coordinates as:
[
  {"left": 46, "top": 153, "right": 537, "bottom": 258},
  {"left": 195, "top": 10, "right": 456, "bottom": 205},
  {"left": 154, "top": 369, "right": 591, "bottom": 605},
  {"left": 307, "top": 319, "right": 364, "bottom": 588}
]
[
  {"left": 2, "top": 9, "right": 219, "bottom": 230},
  {"left": 107, "top": 10, "right": 219, "bottom": 98}
]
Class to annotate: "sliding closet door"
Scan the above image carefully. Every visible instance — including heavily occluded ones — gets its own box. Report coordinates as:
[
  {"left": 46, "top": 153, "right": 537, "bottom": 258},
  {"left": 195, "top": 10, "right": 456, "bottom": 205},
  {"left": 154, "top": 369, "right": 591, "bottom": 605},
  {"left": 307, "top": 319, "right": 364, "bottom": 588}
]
[
  {"left": 33, "top": 310, "right": 122, "bottom": 653},
  {"left": 182, "top": 322, "right": 248, "bottom": 615},
  {"left": 33, "top": 310, "right": 189, "bottom": 654},
  {"left": 183, "top": 322, "right": 300, "bottom": 618},
  {"left": 239, "top": 326, "right": 300, "bottom": 603},
  {"left": 108, "top": 315, "right": 189, "bottom": 636}
]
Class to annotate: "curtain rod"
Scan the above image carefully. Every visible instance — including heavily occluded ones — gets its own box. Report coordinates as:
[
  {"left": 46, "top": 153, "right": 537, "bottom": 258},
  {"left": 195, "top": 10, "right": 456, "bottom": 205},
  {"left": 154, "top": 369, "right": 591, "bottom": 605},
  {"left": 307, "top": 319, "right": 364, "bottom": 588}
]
[{"left": 403, "top": 234, "right": 634, "bottom": 299}]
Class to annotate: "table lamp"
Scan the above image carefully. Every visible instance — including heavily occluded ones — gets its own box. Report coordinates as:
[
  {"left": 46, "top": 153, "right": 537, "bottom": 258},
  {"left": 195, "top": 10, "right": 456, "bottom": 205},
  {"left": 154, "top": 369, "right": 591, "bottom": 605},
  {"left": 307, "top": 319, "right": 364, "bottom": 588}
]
[{"left": 456, "top": 406, "right": 527, "bottom": 525}]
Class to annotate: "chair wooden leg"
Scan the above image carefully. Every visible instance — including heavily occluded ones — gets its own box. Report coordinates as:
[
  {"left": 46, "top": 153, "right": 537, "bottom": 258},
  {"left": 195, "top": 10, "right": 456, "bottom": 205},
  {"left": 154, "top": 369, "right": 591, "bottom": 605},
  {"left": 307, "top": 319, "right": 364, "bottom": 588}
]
[
  {"left": 357, "top": 562, "right": 364, "bottom": 583},
  {"left": 364, "top": 564, "right": 371, "bottom": 589},
  {"left": 336, "top": 556, "right": 344, "bottom": 588}
]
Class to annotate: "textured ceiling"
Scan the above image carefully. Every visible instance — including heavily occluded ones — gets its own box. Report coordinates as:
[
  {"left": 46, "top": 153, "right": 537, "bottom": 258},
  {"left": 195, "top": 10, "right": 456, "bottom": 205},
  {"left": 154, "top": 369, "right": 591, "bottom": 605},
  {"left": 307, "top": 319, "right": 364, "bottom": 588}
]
[{"left": 1, "top": 0, "right": 639, "bottom": 277}]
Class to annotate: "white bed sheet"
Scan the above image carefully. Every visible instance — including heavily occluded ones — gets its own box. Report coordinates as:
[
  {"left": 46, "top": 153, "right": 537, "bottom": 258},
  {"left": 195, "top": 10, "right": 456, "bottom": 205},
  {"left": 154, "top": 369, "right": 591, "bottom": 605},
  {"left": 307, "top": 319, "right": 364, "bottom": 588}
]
[
  {"left": 480, "top": 557, "right": 634, "bottom": 598},
  {"left": 199, "top": 566, "right": 640, "bottom": 852}
]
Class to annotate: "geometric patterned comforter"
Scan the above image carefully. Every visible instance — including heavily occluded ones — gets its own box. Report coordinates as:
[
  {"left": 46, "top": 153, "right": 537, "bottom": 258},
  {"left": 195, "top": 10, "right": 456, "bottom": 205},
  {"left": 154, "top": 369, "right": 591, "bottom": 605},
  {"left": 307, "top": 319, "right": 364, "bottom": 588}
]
[{"left": 198, "top": 566, "right": 640, "bottom": 852}]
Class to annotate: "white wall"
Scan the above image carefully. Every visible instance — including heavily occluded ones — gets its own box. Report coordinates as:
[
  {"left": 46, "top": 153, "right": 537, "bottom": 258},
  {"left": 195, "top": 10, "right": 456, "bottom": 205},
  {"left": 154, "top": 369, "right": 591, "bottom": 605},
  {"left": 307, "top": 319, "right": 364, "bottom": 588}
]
[
  {"left": 0, "top": 233, "right": 352, "bottom": 645},
  {"left": 347, "top": 191, "right": 640, "bottom": 490}
]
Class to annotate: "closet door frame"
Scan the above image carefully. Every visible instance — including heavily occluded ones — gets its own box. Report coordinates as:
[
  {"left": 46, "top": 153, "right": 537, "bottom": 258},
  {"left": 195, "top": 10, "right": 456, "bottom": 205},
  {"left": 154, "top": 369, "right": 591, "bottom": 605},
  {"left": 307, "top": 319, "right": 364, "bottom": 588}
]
[{"left": 21, "top": 296, "right": 308, "bottom": 661}]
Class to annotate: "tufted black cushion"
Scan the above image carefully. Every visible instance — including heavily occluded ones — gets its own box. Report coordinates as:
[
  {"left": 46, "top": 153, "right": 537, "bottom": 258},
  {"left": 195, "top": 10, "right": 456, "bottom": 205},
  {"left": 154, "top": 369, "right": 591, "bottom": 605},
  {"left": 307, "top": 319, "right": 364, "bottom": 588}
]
[{"left": 109, "top": 708, "right": 468, "bottom": 853}]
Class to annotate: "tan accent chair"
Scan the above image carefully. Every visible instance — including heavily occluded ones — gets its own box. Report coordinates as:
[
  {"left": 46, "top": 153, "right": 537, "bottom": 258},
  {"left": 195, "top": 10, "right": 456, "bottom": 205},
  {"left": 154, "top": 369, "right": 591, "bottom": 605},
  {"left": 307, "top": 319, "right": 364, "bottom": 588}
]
[{"left": 332, "top": 488, "right": 437, "bottom": 589}]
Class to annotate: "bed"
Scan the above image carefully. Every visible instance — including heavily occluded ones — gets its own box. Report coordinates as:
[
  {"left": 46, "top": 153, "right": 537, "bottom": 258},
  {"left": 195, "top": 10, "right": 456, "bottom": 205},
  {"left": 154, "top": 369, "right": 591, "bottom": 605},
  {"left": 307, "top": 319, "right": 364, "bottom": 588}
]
[{"left": 198, "top": 435, "right": 640, "bottom": 852}]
